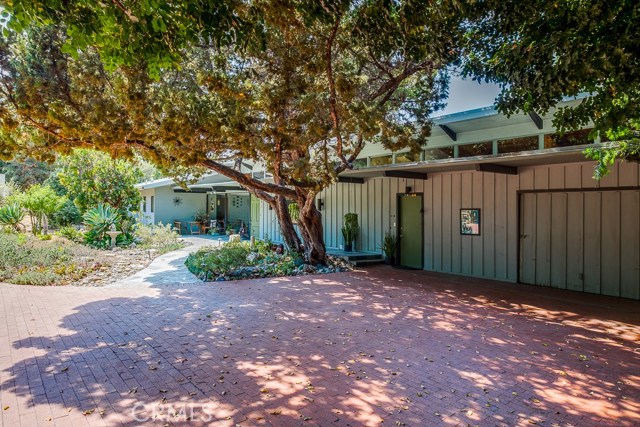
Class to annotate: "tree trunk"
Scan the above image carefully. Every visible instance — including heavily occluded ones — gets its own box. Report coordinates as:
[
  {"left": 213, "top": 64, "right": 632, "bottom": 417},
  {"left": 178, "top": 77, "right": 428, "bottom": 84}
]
[
  {"left": 272, "top": 195, "right": 303, "bottom": 253},
  {"left": 296, "top": 193, "right": 327, "bottom": 265}
]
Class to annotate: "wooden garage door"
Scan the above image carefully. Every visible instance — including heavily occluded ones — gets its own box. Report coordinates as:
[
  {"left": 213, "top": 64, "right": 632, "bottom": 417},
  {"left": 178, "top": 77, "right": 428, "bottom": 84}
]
[{"left": 519, "top": 190, "right": 640, "bottom": 299}]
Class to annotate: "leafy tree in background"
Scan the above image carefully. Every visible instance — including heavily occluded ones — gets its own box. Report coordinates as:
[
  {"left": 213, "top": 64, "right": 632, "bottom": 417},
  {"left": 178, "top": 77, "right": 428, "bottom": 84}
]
[
  {"left": 0, "top": 156, "right": 53, "bottom": 189},
  {"left": 56, "top": 149, "right": 142, "bottom": 215},
  {"left": 462, "top": 0, "right": 640, "bottom": 177},
  {"left": 11, "top": 184, "right": 66, "bottom": 234},
  {"left": 135, "top": 156, "right": 164, "bottom": 183},
  {"left": 0, "top": 1, "right": 460, "bottom": 264}
]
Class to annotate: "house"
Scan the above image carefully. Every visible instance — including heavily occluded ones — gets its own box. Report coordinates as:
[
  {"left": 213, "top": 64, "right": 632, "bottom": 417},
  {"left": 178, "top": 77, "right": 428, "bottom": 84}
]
[
  {"left": 136, "top": 98, "right": 640, "bottom": 300},
  {"left": 136, "top": 165, "right": 259, "bottom": 236}
]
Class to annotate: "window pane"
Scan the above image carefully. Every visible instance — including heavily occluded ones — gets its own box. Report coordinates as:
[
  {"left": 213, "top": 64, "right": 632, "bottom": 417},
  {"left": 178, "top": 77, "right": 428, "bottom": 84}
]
[
  {"left": 458, "top": 142, "right": 493, "bottom": 158},
  {"left": 370, "top": 155, "right": 392, "bottom": 166},
  {"left": 424, "top": 147, "right": 454, "bottom": 160},
  {"left": 150, "top": 196, "right": 155, "bottom": 213},
  {"left": 544, "top": 128, "right": 593, "bottom": 148},
  {"left": 497, "top": 136, "right": 539, "bottom": 153},
  {"left": 352, "top": 158, "right": 368, "bottom": 169},
  {"left": 395, "top": 151, "right": 420, "bottom": 164}
]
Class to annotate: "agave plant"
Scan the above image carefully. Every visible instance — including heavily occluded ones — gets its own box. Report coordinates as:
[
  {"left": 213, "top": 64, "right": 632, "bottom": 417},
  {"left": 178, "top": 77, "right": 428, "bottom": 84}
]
[
  {"left": 83, "top": 204, "right": 121, "bottom": 241},
  {"left": 0, "top": 202, "right": 25, "bottom": 231}
]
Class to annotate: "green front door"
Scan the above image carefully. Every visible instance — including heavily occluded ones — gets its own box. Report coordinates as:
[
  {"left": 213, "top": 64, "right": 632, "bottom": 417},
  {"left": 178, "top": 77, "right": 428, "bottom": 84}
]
[
  {"left": 398, "top": 194, "right": 423, "bottom": 269},
  {"left": 250, "top": 195, "right": 261, "bottom": 237}
]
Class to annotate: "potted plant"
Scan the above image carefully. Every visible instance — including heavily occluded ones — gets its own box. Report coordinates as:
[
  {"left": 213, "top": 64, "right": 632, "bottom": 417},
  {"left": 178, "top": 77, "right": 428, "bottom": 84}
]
[
  {"left": 341, "top": 225, "right": 353, "bottom": 251},
  {"left": 342, "top": 213, "right": 359, "bottom": 251},
  {"left": 381, "top": 232, "right": 397, "bottom": 265},
  {"left": 194, "top": 210, "right": 209, "bottom": 233},
  {"left": 225, "top": 224, "right": 234, "bottom": 236}
]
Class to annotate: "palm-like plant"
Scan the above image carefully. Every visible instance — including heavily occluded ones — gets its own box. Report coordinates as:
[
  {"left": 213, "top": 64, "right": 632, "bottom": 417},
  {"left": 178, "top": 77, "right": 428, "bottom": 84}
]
[
  {"left": 0, "top": 202, "right": 25, "bottom": 231},
  {"left": 83, "top": 204, "right": 120, "bottom": 240}
]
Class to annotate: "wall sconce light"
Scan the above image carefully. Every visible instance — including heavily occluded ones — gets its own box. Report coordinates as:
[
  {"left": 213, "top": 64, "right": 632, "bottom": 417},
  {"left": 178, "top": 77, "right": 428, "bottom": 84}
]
[{"left": 316, "top": 198, "right": 324, "bottom": 211}]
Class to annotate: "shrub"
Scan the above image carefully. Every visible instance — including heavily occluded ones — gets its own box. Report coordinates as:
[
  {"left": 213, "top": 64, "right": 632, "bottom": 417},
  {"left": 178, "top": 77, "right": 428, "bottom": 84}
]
[
  {"left": 116, "top": 216, "right": 137, "bottom": 246},
  {"left": 0, "top": 202, "right": 25, "bottom": 231},
  {"left": 135, "top": 222, "right": 183, "bottom": 254},
  {"left": 57, "top": 226, "right": 85, "bottom": 243},
  {"left": 185, "top": 240, "right": 304, "bottom": 280},
  {"left": 50, "top": 200, "right": 83, "bottom": 228},
  {"left": 11, "top": 269, "right": 59, "bottom": 286},
  {"left": 186, "top": 242, "right": 252, "bottom": 278}
]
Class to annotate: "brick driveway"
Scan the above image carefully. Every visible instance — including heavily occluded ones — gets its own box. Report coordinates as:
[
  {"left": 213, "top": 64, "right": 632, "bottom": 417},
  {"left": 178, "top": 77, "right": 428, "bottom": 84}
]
[{"left": 1, "top": 266, "right": 639, "bottom": 427}]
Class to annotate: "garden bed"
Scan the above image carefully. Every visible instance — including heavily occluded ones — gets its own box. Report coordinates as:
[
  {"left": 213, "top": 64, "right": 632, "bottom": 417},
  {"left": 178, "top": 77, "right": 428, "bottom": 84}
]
[
  {"left": 185, "top": 241, "right": 352, "bottom": 281},
  {"left": 0, "top": 231, "right": 185, "bottom": 286}
]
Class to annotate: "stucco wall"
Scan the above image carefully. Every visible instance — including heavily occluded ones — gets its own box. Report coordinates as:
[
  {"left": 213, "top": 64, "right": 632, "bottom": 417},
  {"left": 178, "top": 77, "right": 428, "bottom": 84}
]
[{"left": 153, "top": 186, "right": 207, "bottom": 226}]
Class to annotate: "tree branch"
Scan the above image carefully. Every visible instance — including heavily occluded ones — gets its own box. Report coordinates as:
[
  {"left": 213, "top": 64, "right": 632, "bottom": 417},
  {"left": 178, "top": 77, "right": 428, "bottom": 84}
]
[
  {"left": 325, "top": 17, "right": 348, "bottom": 167},
  {"left": 110, "top": 0, "right": 140, "bottom": 23},
  {"left": 370, "top": 60, "right": 434, "bottom": 107},
  {"left": 334, "top": 132, "right": 364, "bottom": 174},
  {"left": 200, "top": 158, "right": 296, "bottom": 198}
]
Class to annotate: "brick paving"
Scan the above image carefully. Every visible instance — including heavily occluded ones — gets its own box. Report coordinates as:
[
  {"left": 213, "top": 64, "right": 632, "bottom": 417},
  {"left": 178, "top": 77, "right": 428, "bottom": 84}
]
[{"left": 0, "top": 266, "right": 639, "bottom": 427}]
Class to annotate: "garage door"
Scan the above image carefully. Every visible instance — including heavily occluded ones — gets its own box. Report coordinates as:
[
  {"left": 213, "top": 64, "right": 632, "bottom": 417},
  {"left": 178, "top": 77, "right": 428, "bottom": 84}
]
[{"left": 519, "top": 190, "right": 640, "bottom": 299}]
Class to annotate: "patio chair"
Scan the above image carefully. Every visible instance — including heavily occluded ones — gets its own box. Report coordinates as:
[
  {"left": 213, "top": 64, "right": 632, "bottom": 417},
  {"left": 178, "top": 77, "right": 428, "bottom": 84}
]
[{"left": 173, "top": 220, "right": 183, "bottom": 235}]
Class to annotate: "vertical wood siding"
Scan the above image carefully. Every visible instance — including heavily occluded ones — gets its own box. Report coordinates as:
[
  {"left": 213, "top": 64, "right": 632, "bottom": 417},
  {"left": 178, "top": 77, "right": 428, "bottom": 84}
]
[{"left": 256, "top": 160, "right": 640, "bottom": 299}]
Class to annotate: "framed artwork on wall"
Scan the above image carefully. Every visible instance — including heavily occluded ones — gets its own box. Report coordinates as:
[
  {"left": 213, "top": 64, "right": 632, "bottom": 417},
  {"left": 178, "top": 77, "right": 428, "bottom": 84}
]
[{"left": 460, "top": 208, "right": 481, "bottom": 236}]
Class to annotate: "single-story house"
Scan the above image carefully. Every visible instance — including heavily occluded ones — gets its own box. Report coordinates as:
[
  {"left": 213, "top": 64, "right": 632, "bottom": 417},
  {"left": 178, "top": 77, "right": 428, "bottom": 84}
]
[{"left": 136, "top": 98, "right": 640, "bottom": 300}]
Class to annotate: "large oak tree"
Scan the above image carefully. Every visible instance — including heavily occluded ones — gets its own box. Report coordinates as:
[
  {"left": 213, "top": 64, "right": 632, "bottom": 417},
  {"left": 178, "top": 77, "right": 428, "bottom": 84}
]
[{"left": 0, "top": 1, "right": 460, "bottom": 264}]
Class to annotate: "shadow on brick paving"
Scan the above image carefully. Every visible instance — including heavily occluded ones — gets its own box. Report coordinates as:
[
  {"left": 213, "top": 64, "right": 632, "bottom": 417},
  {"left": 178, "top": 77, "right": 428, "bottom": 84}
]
[{"left": 1, "top": 263, "right": 639, "bottom": 426}]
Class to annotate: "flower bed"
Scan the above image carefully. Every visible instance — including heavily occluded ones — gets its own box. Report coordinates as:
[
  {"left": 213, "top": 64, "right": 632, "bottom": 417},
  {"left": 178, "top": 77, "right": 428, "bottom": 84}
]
[{"left": 185, "top": 241, "right": 351, "bottom": 281}]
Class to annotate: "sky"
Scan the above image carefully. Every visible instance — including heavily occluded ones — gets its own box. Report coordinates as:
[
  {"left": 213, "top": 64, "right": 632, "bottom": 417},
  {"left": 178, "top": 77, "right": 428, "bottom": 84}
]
[{"left": 437, "top": 75, "right": 502, "bottom": 117}]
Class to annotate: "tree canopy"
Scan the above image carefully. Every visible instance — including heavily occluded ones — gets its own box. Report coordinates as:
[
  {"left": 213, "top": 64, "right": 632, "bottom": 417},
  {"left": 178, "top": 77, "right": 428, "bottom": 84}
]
[
  {"left": 1, "top": 0, "right": 639, "bottom": 261},
  {"left": 462, "top": 0, "right": 640, "bottom": 175},
  {"left": 1, "top": 0, "right": 255, "bottom": 77},
  {"left": 0, "top": 0, "right": 462, "bottom": 263}
]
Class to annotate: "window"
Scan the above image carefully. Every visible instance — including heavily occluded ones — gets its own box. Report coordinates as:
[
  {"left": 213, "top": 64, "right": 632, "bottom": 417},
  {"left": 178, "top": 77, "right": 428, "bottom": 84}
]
[
  {"left": 351, "top": 158, "right": 368, "bottom": 169},
  {"left": 497, "top": 136, "right": 539, "bottom": 153},
  {"left": 150, "top": 196, "right": 155, "bottom": 213},
  {"left": 458, "top": 142, "right": 493, "bottom": 158},
  {"left": 424, "top": 147, "right": 454, "bottom": 160},
  {"left": 395, "top": 151, "right": 420, "bottom": 164},
  {"left": 544, "top": 128, "right": 593, "bottom": 148},
  {"left": 370, "top": 154, "right": 393, "bottom": 166},
  {"left": 142, "top": 196, "right": 147, "bottom": 213}
]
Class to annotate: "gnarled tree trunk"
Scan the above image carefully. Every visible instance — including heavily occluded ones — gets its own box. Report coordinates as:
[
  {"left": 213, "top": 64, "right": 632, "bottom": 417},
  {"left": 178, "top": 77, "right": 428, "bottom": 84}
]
[
  {"left": 272, "top": 194, "right": 303, "bottom": 253},
  {"left": 295, "top": 191, "right": 326, "bottom": 265}
]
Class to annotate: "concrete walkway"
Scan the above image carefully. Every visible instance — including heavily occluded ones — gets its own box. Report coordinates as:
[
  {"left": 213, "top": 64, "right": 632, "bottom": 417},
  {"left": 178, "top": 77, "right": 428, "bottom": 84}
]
[
  {"left": 108, "top": 236, "right": 220, "bottom": 288},
  {"left": 0, "top": 263, "right": 638, "bottom": 426}
]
